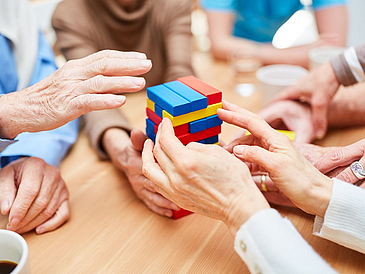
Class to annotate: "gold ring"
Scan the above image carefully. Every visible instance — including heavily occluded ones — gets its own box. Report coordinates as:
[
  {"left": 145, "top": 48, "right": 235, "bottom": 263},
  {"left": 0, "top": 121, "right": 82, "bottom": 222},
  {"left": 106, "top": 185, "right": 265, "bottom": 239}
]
[{"left": 261, "top": 174, "right": 268, "bottom": 192}]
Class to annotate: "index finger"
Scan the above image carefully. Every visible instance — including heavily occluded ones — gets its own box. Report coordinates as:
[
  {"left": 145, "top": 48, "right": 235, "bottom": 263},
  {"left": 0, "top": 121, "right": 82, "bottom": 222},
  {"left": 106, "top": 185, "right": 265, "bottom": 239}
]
[
  {"left": 218, "top": 101, "right": 286, "bottom": 149},
  {"left": 8, "top": 166, "right": 44, "bottom": 229},
  {"left": 77, "top": 50, "right": 147, "bottom": 66}
]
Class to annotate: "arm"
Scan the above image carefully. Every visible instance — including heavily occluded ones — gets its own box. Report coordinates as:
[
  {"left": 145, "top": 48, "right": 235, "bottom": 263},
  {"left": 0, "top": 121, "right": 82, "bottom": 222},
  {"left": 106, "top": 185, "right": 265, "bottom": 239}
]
[
  {"left": 142, "top": 118, "right": 336, "bottom": 273},
  {"left": 313, "top": 178, "right": 365, "bottom": 253},
  {"left": 162, "top": 0, "right": 195, "bottom": 81}
]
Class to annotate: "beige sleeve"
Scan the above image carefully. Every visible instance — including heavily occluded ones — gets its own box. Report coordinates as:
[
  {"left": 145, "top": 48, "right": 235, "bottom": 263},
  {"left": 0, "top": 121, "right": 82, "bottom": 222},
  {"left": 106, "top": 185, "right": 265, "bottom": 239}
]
[
  {"left": 162, "top": 0, "right": 195, "bottom": 82},
  {"left": 53, "top": 3, "right": 133, "bottom": 160},
  {"left": 331, "top": 44, "right": 365, "bottom": 86},
  {"left": 83, "top": 110, "right": 133, "bottom": 160}
]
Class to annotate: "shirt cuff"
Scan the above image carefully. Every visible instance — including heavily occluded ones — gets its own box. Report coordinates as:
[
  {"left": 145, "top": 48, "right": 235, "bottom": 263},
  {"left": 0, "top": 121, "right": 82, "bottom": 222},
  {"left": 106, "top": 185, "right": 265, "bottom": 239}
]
[
  {"left": 313, "top": 178, "right": 365, "bottom": 254},
  {"left": 0, "top": 138, "right": 18, "bottom": 153},
  {"left": 235, "top": 208, "right": 335, "bottom": 274}
]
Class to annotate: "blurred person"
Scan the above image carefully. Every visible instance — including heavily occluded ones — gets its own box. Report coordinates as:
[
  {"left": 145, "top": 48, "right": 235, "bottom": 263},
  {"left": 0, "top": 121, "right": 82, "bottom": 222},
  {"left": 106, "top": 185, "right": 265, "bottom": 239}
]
[
  {"left": 264, "top": 44, "right": 365, "bottom": 141},
  {"left": 0, "top": 0, "right": 151, "bottom": 234},
  {"left": 52, "top": 0, "right": 194, "bottom": 217},
  {"left": 142, "top": 102, "right": 365, "bottom": 273},
  {"left": 202, "top": 0, "right": 347, "bottom": 67}
]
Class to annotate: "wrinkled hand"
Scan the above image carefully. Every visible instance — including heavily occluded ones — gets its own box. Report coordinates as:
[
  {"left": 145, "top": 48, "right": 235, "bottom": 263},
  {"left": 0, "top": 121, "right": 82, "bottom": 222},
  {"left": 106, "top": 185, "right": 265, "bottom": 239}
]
[
  {"left": 142, "top": 118, "right": 269, "bottom": 234},
  {"left": 0, "top": 157, "right": 69, "bottom": 234},
  {"left": 0, "top": 50, "right": 152, "bottom": 139},
  {"left": 103, "top": 128, "right": 179, "bottom": 217},
  {"left": 273, "top": 62, "right": 340, "bottom": 139},
  {"left": 258, "top": 100, "right": 315, "bottom": 143},
  {"left": 219, "top": 101, "right": 333, "bottom": 217},
  {"left": 315, "top": 138, "right": 365, "bottom": 187}
]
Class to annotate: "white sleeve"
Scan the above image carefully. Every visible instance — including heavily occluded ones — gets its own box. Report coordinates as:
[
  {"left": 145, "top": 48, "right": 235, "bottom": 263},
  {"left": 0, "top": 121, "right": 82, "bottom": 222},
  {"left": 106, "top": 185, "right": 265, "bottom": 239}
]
[
  {"left": 313, "top": 178, "right": 365, "bottom": 254},
  {"left": 234, "top": 208, "right": 336, "bottom": 274}
]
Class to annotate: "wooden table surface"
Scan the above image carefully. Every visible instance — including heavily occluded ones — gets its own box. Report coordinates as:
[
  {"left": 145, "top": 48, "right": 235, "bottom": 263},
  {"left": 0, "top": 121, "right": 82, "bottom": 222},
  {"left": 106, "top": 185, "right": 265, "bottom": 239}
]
[{"left": 2, "top": 52, "right": 365, "bottom": 273}]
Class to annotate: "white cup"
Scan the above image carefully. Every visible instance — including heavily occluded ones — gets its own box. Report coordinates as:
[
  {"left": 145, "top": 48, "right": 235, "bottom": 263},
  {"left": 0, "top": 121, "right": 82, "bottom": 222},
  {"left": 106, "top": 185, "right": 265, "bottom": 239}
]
[
  {"left": 308, "top": 46, "right": 345, "bottom": 70},
  {"left": 256, "top": 65, "right": 308, "bottom": 106},
  {"left": 0, "top": 229, "right": 30, "bottom": 274}
]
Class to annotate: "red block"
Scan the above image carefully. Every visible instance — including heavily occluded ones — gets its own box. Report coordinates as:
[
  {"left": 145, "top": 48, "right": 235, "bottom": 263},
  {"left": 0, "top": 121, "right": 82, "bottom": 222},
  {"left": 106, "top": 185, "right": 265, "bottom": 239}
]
[
  {"left": 148, "top": 108, "right": 189, "bottom": 136},
  {"left": 146, "top": 108, "right": 161, "bottom": 125},
  {"left": 178, "top": 76, "right": 222, "bottom": 105},
  {"left": 178, "top": 125, "right": 221, "bottom": 145},
  {"left": 173, "top": 209, "right": 193, "bottom": 219}
]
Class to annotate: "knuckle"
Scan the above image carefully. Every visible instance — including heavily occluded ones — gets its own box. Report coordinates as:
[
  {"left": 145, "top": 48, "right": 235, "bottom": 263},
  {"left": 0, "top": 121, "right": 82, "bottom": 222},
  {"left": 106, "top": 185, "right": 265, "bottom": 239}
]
[
  {"left": 177, "top": 158, "right": 194, "bottom": 173},
  {"left": 36, "top": 197, "right": 50, "bottom": 210},
  {"left": 88, "top": 75, "right": 105, "bottom": 92},
  {"left": 95, "top": 59, "right": 108, "bottom": 74},
  {"left": 338, "top": 172, "right": 352, "bottom": 183},
  {"left": 330, "top": 149, "right": 343, "bottom": 162}
]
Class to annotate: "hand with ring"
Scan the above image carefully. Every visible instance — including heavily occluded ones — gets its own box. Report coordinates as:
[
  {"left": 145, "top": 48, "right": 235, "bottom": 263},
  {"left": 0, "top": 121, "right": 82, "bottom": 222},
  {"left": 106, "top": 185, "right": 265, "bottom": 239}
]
[
  {"left": 315, "top": 138, "right": 365, "bottom": 187},
  {"left": 219, "top": 101, "right": 333, "bottom": 217}
]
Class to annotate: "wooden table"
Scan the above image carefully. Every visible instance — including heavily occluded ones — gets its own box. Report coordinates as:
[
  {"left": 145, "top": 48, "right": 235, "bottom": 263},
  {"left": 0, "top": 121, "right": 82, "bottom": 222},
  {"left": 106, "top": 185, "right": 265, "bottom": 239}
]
[{"left": 2, "top": 52, "right": 365, "bottom": 273}]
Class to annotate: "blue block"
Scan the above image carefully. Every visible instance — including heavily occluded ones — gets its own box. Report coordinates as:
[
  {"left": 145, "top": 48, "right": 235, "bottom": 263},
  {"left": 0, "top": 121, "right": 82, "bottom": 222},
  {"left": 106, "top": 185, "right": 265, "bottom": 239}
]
[
  {"left": 164, "top": 81, "right": 208, "bottom": 112},
  {"left": 154, "top": 104, "right": 163, "bottom": 118},
  {"left": 189, "top": 118, "right": 207, "bottom": 134},
  {"left": 206, "top": 114, "right": 223, "bottom": 128},
  {"left": 146, "top": 129, "right": 156, "bottom": 143},
  {"left": 147, "top": 85, "right": 190, "bottom": 116},
  {"left": 146, "top": 118, "right": 156, "bottom": 135},
  {"left": 204, "top": 135, "right": 219, "bottom": 144},
  {"left": 197, "top": 139, "right": 205, "bottom": 144}
]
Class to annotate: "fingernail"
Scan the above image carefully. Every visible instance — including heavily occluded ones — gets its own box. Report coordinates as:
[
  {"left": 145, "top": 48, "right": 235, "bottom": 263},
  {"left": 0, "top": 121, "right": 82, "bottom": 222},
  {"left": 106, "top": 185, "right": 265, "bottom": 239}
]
[
  {"left": 116, "top": 96, "right": 126, "bottom": 104},
  {"left": 165, "top": 212, "right": 173, "bottom": 218},
  {"left": 9, "top": 217, "right": 20, "bottom": 228},
  {"left": 233, "top": 146, "right": 245, "bottom": 155},
  {"left": 140, "top": 60, "right": 152, "bottom": 67},
  {"left": 171, "top": 204, "right": 180, "bottom": 211},
  {"left": 36, "top": 227, "right": 45, "bottom": 234},
  {"left": 132, "top": 77, "right": 145, "bottom": 86},
  {"left": 1, "top": 201, "right": 9, "bottom": 214}
]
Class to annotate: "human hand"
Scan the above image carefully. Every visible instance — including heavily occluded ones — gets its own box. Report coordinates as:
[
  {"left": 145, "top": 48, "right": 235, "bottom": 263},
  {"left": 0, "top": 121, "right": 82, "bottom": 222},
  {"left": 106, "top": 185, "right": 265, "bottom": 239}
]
[
  {"left": 103, "top": 128, "right": 180, "bottom": 217},
  {"left": 273, "top": 62, "right": 340, "bottom": 139},
  {"left": 0, "top": 50, "right": 152, "bottom": 139},
  {"left": 0, "top": 157, "right": 69, "bottom": 234},
  {"left": 258, "top": 100, "right": 315, "bottom": 143},
  {"left": 142, "top": 118, "right": 270, "bottom": 235},
  {"left": 315, "top": 138, "right": 365, "bottom": 186},
  {"left": 219, "top": 101, "right": 333, "bottom": 217}
]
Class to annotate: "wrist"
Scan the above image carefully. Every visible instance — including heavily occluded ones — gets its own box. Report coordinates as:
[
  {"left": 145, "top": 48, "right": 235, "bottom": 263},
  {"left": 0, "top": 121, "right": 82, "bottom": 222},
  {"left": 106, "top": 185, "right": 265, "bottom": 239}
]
[
  {"left": 307, "top": 175, "right": 333, "bottom": 218},
  {"left": 102, "top": 128, "right": 130, "bottom": 168},
  {"left": 225, "top": 186, "right": 270, "bottom": 236},
  {"left": 322, "top": 62, "right": 340, "bottom": 95},
  {"left": 0, "top": 93, "right": 24, "bottom": 139}
]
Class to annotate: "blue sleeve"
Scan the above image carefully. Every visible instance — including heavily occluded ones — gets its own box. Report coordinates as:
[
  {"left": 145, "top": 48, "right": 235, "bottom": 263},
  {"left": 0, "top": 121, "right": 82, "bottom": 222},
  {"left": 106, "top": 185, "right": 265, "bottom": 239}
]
[
  {"left": 0, "top": 32, "right": 79, "bottom": 167},
  {"left": 312, "top": 0, "right": 347, "bottom": 10},
  {"left": 201, "top": 0, "right": 237, "bottom": 11}
]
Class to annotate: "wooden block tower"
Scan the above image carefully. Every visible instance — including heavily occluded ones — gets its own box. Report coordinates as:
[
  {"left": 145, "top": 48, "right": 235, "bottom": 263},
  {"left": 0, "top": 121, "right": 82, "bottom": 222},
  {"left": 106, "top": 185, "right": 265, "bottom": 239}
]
[{"left": 145, "top": 76, "right": 223, "bottom": 219}]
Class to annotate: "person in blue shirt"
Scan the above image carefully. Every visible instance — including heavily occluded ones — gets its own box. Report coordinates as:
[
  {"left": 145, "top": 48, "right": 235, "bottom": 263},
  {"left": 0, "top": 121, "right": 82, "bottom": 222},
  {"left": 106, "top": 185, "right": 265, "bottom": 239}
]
[
  {"left": 202, "top": 0, "right": 347, "bottom": 67},
  {"left": 0, "top": 0, "right": 152, "bottom": 235}
]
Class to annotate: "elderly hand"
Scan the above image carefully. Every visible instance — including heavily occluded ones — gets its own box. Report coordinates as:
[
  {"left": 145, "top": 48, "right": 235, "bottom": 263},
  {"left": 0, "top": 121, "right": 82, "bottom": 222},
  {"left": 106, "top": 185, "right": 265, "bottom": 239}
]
[
  {"left": 0, "top": 50, "right": 152, "bottom": 139},
  {"left": 218, "top": 101, "right": 333, "bottom": 218},
  {"left": 142, "top": 118, "right": 270, "bottom": 235},
  {"left": 0, "top": 157, "right": 69, "bottom": 234},
  {"left": 258, "top": 100, "right": 315, "bottom": 143},
  {"left": 315, "top": 138, "right": 365, "bottom": 187},
  {"left": 273, "top": 62, "right": 340, "bottom": 140},
  {"left": 103, "top": 128, "right": 180, "bottom": 217}
]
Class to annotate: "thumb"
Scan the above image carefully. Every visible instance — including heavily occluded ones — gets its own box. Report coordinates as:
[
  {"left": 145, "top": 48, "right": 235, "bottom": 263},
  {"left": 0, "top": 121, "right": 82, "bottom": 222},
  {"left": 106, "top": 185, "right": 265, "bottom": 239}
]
[
  {"left": 131, "top": 129, "right": 147, "bottom": 152},
  {"left": 0, "top": 167, "right": 17, "bottom": 215},
  {"left": 233, "top": 145, "right": 278, "bottom": 173}
]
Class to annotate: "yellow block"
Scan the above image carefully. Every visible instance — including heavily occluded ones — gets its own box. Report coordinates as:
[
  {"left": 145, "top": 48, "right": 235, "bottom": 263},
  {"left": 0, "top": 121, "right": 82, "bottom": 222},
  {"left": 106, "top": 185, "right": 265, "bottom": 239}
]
[
  {"left": 163, "top": 102, "right": 223, "bottom": 126},
  {"left": 146, "top": 98, "right": 155, "bottom": 111},
  {"left": 245, "top": 129, "right": 296, "bottom": 141}
]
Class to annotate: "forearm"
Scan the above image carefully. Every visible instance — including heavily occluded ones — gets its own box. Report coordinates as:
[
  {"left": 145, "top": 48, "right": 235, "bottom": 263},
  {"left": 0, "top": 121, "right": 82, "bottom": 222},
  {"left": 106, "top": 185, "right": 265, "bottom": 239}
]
[{"left": 327, "top": 83, "right": 365, "bottom": 127}]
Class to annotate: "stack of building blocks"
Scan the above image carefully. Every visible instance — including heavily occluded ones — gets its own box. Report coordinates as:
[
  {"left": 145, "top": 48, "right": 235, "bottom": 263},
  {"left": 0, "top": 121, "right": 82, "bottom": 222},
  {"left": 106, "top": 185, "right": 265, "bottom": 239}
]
[{"left": 145, "top": 76, "right": 223, "bottom": 219}]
